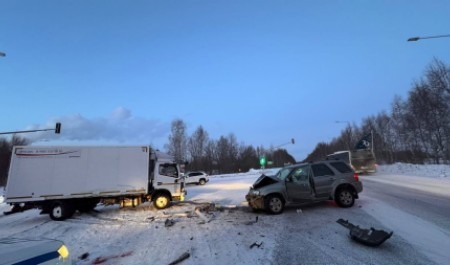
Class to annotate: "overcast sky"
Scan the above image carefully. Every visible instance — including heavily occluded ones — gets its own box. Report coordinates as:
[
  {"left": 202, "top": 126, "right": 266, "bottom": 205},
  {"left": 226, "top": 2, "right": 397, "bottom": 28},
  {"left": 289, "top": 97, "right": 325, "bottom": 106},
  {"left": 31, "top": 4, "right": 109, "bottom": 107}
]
[{"left": 1, "top": 1, "right": 450, "bottom": 161}]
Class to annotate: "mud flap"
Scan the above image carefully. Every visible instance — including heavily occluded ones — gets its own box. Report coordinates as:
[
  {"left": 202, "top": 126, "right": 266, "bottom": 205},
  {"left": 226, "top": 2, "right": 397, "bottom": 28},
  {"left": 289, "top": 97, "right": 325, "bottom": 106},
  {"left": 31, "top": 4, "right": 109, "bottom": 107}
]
[{"left": 337, "top": 218, "right": 393, "bottom": 247}]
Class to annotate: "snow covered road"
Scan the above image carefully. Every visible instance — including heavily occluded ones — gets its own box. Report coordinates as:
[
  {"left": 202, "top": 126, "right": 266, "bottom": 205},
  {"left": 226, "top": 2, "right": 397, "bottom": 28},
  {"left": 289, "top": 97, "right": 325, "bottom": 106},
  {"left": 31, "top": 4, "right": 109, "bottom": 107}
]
[{"left": 1, "top": 164, "right": 450, "bottom": 264}]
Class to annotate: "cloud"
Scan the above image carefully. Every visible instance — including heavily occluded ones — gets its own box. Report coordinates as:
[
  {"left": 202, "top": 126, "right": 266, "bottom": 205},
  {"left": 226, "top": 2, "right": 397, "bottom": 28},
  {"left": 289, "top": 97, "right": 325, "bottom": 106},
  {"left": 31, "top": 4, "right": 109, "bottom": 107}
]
[
  {"left": 25, "top": 107, "right": 170, "bottom": 148},
  {"left": 111, "top": 107, "right": 132, "bottom": 120}
]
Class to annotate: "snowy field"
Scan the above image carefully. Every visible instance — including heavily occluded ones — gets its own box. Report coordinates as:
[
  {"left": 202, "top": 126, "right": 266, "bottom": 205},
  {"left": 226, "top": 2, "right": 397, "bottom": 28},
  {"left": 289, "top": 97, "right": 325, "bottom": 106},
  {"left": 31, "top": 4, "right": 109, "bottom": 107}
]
[{"left": 1, "top": 163, "right": 450, "bottom": 264}]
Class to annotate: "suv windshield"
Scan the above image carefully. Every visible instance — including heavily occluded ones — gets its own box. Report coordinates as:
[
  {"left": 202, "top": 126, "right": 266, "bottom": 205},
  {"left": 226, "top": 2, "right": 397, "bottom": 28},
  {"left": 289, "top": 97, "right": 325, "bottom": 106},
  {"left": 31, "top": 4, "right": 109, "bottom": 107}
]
[{"left": 274, "top": 167, "right": 293, "bottom": 181}]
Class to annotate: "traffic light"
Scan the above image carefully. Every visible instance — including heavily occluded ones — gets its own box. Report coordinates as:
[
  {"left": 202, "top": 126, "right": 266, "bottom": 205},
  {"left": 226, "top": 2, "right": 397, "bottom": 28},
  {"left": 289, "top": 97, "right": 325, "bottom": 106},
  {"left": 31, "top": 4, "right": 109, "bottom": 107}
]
[
  {"left": 259, "top": 156, "right": 266, "bottom": 166},
  {"left": 55, "top": 122, "right": 61, "bottom": 134}
]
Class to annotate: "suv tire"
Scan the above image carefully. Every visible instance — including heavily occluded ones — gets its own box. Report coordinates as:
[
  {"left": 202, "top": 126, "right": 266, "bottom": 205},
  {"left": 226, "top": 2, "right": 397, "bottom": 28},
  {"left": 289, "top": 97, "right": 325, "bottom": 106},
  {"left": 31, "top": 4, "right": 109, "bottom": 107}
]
[
  {"left": 335, "top": 188, "right": 355, "bottom": 208},
  {"left": 264, "top": 195, "right": 284, "bottom": 214},
  {"left": 199, "top": 179, "right": 206, "bottom": 185}
]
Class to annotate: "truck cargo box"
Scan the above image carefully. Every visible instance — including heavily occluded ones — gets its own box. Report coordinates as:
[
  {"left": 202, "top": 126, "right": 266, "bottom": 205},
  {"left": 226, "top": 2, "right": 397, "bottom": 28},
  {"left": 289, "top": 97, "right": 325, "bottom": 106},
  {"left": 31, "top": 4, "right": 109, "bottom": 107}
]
[{"left": 6, "top": 146, "right": 150, "bottom": 203}]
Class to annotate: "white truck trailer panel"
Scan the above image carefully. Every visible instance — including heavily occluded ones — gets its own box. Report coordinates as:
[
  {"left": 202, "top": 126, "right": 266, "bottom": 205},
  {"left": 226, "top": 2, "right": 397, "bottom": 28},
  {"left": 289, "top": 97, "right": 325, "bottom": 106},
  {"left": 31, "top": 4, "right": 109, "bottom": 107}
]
[{"left": 6, "top": 146, "right": 150, "bottom": 203}]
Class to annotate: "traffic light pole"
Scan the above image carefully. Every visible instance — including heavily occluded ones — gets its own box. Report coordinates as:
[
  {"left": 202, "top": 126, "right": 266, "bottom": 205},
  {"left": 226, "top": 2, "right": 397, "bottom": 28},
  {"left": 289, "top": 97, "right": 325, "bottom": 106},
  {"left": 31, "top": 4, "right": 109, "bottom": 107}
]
[{"left": 0, "top": 122, "right": 61, "bottom": 135}]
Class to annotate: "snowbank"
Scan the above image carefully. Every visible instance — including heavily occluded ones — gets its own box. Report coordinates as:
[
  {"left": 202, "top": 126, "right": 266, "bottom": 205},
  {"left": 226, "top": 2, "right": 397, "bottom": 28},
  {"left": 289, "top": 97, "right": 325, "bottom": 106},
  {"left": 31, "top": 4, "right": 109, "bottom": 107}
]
[{"left": 377, "top": 163, "right": 450, "bottom": 179}]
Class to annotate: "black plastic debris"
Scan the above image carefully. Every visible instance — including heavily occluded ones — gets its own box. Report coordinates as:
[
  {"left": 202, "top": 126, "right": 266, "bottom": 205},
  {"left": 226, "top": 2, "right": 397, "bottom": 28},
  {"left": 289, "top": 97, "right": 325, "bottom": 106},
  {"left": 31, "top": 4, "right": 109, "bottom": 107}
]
[
  {"left": 245, "top": 216, "right": 259, "bottom": 225},
  {"left": 78, "top": 252, "right": 89, "bottom": 260},
  {"left": 168, "top": 251, "right": 190, "bottom": 265},
  {"left": 165, "top": 219, "right": 175, "bottom": 227},
  {"left": 250, "top": 241, "right": 263, "bottom": 249},
  {"left": 336, "top": 218, "right": 393, "bottom": 247}
]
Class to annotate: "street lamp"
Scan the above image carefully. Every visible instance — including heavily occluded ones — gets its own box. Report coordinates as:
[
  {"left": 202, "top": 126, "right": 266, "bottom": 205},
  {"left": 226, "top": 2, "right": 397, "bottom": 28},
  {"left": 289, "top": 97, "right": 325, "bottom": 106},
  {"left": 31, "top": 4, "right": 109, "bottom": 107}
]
[
  {"left": 274, "top": 138, "right": 295, "bottom": 149},
  {"left": 407, "top": 34, "right": 450, "bottom": 42}
]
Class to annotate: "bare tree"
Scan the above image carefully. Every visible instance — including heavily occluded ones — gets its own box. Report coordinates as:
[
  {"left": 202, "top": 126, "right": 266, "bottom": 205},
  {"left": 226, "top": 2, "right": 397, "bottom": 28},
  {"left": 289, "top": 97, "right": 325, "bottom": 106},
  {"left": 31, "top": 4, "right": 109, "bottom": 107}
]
[
  {"left": 0, "top": 135, "right": 29, "bottom": 186},
  {"left": 204, "top": 139, "right": 218, "bottom": 174},
  {"left": 166, "top": 119, "right": 187, "bottom": 163},
  {"left": 187, "top": 126, "right": 209, "bottom": 170}
]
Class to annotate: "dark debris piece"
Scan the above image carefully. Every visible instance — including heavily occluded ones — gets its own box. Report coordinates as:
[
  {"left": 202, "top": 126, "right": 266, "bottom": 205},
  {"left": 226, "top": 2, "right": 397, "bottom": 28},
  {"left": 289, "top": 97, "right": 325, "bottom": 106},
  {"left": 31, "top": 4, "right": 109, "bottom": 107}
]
[
  {"left": 168, "top": 251, "right": 190, "bottom": 265},
  {"left": 336, "top": 218, "right": 393, "bottom": 247},
  {"left": 250, "top": 241, "right": 263, "bottom": 249},
  {"left": 165, "top": 219, "right": 175, "bottom": 227}
]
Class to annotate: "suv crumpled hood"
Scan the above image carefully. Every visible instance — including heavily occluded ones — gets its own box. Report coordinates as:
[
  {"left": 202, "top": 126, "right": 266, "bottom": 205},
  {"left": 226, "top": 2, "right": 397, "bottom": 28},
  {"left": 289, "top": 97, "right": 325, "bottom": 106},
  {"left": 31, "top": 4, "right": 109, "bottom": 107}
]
[{"left": 252, "top": 174, "right": 279, "bottom": 189}]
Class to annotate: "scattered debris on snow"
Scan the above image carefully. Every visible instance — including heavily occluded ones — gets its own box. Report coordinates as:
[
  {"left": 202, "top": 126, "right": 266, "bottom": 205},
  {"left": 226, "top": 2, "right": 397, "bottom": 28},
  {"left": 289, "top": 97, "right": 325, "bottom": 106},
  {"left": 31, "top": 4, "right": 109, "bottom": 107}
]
[
  {"left": 336, "top": 218, "right": 393, "bottom": 247},
  {"left": 165, "top": 218, "right": 175, "bottom": 227},
  {"left": 168, "top": 251, "right": 190, "bottom": 265},
  {"left": 250, "top": 241, "right": 263, "bottom": 249}
]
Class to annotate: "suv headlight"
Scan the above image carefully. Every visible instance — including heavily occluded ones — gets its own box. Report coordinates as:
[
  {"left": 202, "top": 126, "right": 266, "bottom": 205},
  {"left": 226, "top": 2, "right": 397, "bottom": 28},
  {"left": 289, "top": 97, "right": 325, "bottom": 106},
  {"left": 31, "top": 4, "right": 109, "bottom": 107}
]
[{"left": 251, "top": 190, "right": 260, "bottom": 196}]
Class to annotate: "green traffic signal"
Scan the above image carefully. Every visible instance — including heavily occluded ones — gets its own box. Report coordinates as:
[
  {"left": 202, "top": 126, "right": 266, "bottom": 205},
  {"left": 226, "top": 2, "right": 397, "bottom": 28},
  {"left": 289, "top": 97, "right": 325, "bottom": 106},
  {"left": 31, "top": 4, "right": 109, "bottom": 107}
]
[{"left": 260, "top": 156, "right": 266, "bottom": 166}]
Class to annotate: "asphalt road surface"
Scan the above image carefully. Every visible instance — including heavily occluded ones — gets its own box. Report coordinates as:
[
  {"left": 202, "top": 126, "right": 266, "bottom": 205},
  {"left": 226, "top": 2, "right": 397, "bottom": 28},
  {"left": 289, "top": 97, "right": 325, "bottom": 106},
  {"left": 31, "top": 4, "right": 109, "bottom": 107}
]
[{"left": 270, "top": 174, "right": 450, "bottom": 265}]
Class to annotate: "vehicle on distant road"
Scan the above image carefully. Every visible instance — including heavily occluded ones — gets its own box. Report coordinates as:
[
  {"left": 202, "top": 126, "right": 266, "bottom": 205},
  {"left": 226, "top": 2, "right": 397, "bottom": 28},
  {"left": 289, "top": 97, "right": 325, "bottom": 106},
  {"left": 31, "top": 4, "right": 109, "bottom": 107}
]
[
  {"left": 246, "top": 160, "right": 363, "bottom": 214},
  {"left": 327, "top": 150, "right": 377, "bottom": 174},
  {"left": 184, "top": 171, "right": 209, "bottom": 185},
  {"left": 326, "top": 132, "right": 377, "bottom": 174}
]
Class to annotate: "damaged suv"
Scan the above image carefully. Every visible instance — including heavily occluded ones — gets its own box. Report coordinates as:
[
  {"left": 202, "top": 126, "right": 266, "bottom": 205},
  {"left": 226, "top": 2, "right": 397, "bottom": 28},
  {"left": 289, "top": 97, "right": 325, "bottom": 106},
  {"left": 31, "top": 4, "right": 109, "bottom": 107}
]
[{"left": 246, "top": 160, "right": 363, "bottom": 214}]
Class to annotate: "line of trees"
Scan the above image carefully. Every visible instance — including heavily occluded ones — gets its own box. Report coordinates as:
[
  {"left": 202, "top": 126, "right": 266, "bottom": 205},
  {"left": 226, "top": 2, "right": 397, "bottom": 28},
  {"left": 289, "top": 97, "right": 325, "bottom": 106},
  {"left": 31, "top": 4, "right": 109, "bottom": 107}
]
[
  {"left": 165, "top": 119, "right": 296, "bottom": 174},
  {"left": 0, "top": 136, "right": 29, "bottom": 186},
  {"left": 305, "top": 59, "right": 450, "bottom": 165},
  {"left": 3, "top": 59, "right": 446, "bottom": 186}
]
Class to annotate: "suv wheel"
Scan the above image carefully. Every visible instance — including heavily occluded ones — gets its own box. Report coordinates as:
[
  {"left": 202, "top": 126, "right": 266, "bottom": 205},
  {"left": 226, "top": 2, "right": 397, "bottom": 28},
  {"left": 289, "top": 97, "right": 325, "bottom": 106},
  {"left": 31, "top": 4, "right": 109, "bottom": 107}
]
[
  {"left": 199, "top": 179, "right": 206, "bottom": 185},
  {"left": 335, "top": 189, "right": 355, "bottom": 208},
  {"left": 264, "top": 195, "right": 284, "bottom": 214}
]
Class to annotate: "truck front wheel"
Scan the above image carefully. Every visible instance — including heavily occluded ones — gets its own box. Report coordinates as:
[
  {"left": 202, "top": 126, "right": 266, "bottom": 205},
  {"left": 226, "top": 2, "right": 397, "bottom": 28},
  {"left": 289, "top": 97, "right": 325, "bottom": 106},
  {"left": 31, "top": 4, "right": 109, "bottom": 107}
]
[
  {"left": 153, "top": 193, "right": 171, "bottom": 209},
  {"left": 49, "top": 201, "right": 75, "bottom": 221}
]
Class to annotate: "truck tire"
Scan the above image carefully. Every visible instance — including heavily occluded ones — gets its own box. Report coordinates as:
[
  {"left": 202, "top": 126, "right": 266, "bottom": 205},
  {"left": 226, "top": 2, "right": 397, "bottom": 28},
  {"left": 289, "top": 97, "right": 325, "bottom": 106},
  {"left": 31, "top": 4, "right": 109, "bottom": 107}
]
[
  {"left": 49, "top": 201, "right": 75, "bottom": 221},
  {"left": 335, "top": 188, "right": 355, "bottom": 208},
  {"left": 199, "top": 179, "right": 206, "bottom": 185},
  {"left": 153, "top": 193, "right": 171, "bottom": 209},
  {"left": 264, "top": 194, "right": 284, "bottom": 214}
]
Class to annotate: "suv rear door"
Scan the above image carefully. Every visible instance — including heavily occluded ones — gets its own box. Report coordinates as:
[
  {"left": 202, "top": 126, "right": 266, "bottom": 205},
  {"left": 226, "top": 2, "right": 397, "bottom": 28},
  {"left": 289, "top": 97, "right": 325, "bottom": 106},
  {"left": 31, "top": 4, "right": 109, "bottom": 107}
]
[{"left": 311, "top": 163, "right": 336, "bottom": 198}]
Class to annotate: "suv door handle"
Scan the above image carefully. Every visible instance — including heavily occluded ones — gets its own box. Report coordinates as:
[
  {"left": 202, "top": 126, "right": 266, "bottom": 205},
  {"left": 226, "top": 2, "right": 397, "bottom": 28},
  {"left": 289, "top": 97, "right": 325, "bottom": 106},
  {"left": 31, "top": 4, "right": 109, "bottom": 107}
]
[{"left": 329, "top": 177, "right": 335, "bottom": 181}]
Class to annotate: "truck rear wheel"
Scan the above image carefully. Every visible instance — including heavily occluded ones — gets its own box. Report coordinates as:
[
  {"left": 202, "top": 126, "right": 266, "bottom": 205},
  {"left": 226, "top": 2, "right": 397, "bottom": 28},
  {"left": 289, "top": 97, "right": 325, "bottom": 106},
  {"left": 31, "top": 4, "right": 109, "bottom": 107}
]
[
  {"left": 49, "top": 201, "right": 75, "bottom": 221},
  {"left": 153, "top": 193, "right": 171, "bottom": 209}
]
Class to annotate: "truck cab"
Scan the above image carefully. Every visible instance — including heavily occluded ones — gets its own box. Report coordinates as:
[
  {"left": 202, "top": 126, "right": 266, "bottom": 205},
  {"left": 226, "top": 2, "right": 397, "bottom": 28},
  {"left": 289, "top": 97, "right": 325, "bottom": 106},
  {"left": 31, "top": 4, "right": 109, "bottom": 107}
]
[{"left": 149, "top": 151, "right": 186, "bottom": 209}]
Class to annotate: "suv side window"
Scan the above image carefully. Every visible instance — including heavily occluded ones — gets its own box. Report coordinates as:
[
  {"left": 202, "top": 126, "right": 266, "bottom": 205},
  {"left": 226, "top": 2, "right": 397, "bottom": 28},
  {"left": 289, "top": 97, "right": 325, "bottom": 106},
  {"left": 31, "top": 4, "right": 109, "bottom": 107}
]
[
  {"left": 330, "top": 162, "right": 353, "bottom": 173},
  {"left": 291, "top": 165, "right": 311, "bottom": 182},
  {"left": 311, "top": 164, "right": 335, "bottom": 177}
]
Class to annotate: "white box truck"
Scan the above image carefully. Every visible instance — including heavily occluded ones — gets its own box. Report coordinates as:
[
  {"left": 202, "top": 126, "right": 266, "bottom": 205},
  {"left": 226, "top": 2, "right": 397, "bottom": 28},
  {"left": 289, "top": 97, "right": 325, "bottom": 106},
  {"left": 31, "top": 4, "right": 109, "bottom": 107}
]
[{"left": 4, "top": 146, "right": 186, "bottom": 220}]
